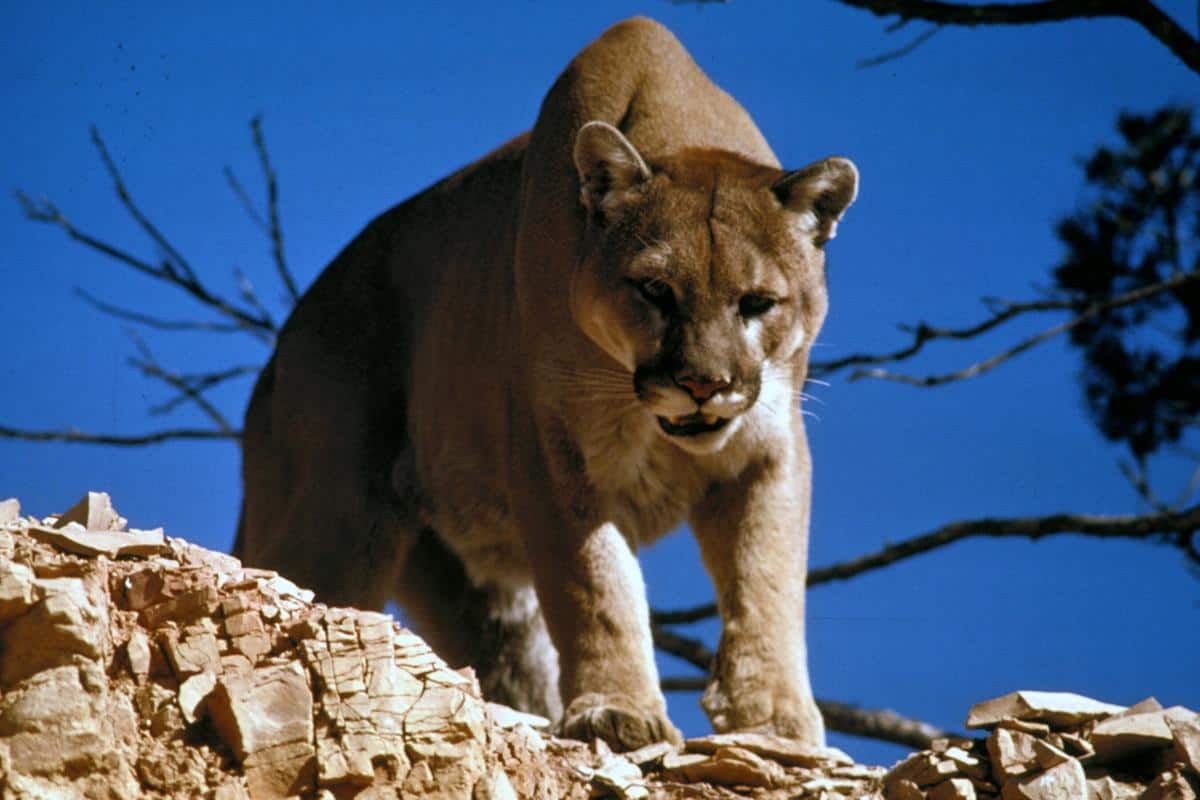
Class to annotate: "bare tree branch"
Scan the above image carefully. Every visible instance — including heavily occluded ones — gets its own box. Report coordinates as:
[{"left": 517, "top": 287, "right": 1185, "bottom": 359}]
[
  {"left": 815, "top": 269, "right": 1200, "bottom": 387},
  {"left": 250, "top": 116, "right": 298, "bottom": 304},
  {"left": 653, "top": 502, "right": 1200, "bottom": 625},
  {"left": 89, "top": 125, "right": 199, "bottom": 285},
  {"left": 126, "top": 333, "right": 236, "bottom": 435},
  {"left": 654, "top": 632, "right": 949, "bottom": 748},
  {"left": 224, "top": 166, "right": 268, "bottom": 234},
  {"left": 0, "top": 425, "right": 237, "bottom": 446},
  {"left": 73, "top": 288, "right": 246, "bottom": 334},
  {"left": 147, "top": 364, "right": 260, "bottom": 417},
  {"left": 834, "top": 0, "right": 1200, "bottom": 74},
  {"left": 16, "top": 132, "right": 279, "bottom": 339},
  {"left": 857, "top": 24, "right": 943, "bottom": 67}
]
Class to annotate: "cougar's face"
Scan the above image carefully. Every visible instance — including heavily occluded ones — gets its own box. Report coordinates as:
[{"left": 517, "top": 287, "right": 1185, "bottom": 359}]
[{"left": 571, "top": 149, "right": 839, "bottom": 455}]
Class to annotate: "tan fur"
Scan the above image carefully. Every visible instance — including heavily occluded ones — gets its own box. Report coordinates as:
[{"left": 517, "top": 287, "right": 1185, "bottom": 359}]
[{"left": 236, "top": 17, "right": 857, "bottom": 749}]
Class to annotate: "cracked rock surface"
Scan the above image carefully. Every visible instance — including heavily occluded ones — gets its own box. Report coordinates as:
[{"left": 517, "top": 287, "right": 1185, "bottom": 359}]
[{"left": 3, "top": 492, "right": 1193, "bottom": 800}]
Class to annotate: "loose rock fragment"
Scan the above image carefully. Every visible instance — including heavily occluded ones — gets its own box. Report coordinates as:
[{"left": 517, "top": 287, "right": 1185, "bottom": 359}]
[
  {"left": 1165, "top": 707, "right": 1200, "bottom": 775},
  {"left": 1091, "top": 709, "right": 1174, "bottom": 762},
  {"left": 968, "top": 691, "right": 1125, "bottom": 730},
  {"left": 179, "top": 671, "right": 218, "bottom": 724},
  {"left": 685, "top": 731, "right": 850, "bottom": 767},
  {"left": 56, "top": 491, "right": 127, "bottom": 532},
  {"left": 0, "top": 497, "right": 19, "bottom": 525},
  {"left": 1087, "top": 776, "right": 1146, "bottom": 800},
  {"left": 928, "top": 777, "right": 978, "bottom": 800},
  {"left": 1000, "top": 758, "right": 1087, "bottom": 800}
]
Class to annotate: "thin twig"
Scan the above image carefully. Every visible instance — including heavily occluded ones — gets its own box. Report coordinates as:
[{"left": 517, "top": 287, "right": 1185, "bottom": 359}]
[
  {"left": 73, "top": 288, "right": 245, "bottom": 334},
  {"left": 653, "top": 502, "right": 1200, "bottom": 625},
  {"left": 833, "top": 0, "right": 1200, "bottom": 74},
  {"left": 90, "top": 125, "right": 200, "bottom": 285},
  {"left": 126, "top": 333, "right": 236, "bottom": 435},
  {"left": 223, "top": 166, "right": 268, "bottom": 233},
  {"left": 0, "top": 425, "right": 237, "bottom": 446},
  {"left": 17, "top": 131, "right": 279, "bottom": 337},
  {"left": 1119, "top": 459, "right": 1172, "bottom": 513},
  {"left": 840, "top": 269, "right": 1200, "bottom": 387},
  {"left": 857, "top": 24, "right": 942, "bottom": 67},
  {"left": 148, "top": 364, "right": 260, "bottom": 416},
  {"left": 251, "top": 116, "right": 299, "bottom": 304}
]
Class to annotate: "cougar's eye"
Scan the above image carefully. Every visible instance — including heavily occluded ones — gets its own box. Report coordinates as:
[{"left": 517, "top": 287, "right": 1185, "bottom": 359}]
[
  {"left": 632, "top": 277, "right": 676, "bottom": 312},
  {"left": 738, "top": 293, "right": 776, "bottom": 319}
]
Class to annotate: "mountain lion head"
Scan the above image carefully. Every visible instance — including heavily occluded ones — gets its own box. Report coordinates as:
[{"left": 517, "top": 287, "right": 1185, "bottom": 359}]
[{"left": 571, "top": 121, "right": 858, "bottom": 454}]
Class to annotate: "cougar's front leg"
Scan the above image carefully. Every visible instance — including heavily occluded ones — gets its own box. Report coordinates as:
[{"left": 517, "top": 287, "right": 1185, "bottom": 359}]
[
  {"left": 515, "top": 480, "right": 680, "bottom": 750},
  {"left": 691, "top": 447, "right": 824, "bottom": 746}
]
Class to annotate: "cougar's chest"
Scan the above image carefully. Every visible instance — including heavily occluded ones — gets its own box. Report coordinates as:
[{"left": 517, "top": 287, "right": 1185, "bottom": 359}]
[{"left": 577, "top": 406, "right": 707, "bottom": 546}]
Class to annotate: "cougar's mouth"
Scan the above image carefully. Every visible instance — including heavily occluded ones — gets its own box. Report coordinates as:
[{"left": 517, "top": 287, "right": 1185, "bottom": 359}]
[{"left": 657, "top": 412, "right": 729, "bottom": 437}]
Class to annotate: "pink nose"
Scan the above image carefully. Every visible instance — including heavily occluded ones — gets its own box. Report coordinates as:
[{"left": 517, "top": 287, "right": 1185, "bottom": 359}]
[{"left": 676, "top": 376, "right": 730, "bottom": 402}]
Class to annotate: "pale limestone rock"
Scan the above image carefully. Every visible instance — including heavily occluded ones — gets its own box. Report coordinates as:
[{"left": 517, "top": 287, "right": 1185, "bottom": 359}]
[
  {"left": 887, "top": 777, "right": 927, "bottom": 800},
  {"left": 998, "top": 718, "right": 1054, "bottom": 736},
  {"left": 162, "top": 627, "right": 222, "bottom": 677},
  {"left": 988, "top": 727, "right": 1041, "bottom": 783},
  {"left": 1, "top": 575, "right": 105, "bottom": 684},
  {"left": 664, "top": 746, "right": 784, "bottom": 788},
  {"left": 1143, "top": 768, "right": 1197, "bottom": 800},
  {"left": 473, "top": 766, "right": 519, "bottom": 800},
  {"left": 1087, "top": 775, "right": 1146, "bottom": 800},
  {"left": 0, "top": 498, "right": 19, "bottom": 524},
  {"left": 125, "top": 629, "right": 152, "bottom": 677},
  {"left": 178, "top": 671, "right": 217, "bottom": 724},
  {"left": 1091, "top": 709, "right": 1174, "bottom": 762},
  {"left": 592, "top": 754, "right": 649, "bottom": 798},
  {"left": 685, "top": 730, "right": 850, "bottom": 767},
  {"left": 208, "top": 661, "right": 315, "bottom": 790},
  {"left": 929, "top": 777, "right": 978, "bottom": 800},
  {"left": 29, "top": 524, "right": 166, "bottom": 559},
  {"left": 1165, "top": 707, "right": 1200, "bottom": 775},
  {"left": 889, "top": 750, "right": 967, "bottom": 788},
  {"left": 56, "top": 491, "right": 127, "bottom": 532},
  {"left": 1033, "top": 739, "right": 1073, "bottom": 769},
  {"left": 0, "top": 556, "right": 36, "bottom": 624},
  {"left": 968, "top": 691, "right": 1125, "bottom": 730},
  {"left": 486, "top": 700, "right": 551, "bottom": 730},
  {"left": 1000, "top": 758, "right": 1087, "bottom": 800},
  {"left": 623, "top": 740, "right": 675, "bottom": 767}
]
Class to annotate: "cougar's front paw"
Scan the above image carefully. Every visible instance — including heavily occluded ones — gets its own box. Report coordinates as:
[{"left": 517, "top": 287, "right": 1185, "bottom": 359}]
[
  {"left": 702, "top": 681, "right": 825, "bottom": 747},
  {"left": 559, "top": 693, "right": 683, "bottom": 751}
]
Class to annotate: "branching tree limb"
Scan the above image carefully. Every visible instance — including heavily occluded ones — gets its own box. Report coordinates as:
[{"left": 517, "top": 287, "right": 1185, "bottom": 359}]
[
  {"left": 811, "top": 269, "right": 1200, "bottom": 386},
  {"left": 0, "top": 425, "right": 236, "bottom": 446},
  {"left": 5, "top": 119, "right": 293, "bottom": 448},
  {"left": 833, "top": 0, "right": 1200, "bottom": 74},
  {"left": 652, "top": 502, "right": 1200, "bottom": 625}
]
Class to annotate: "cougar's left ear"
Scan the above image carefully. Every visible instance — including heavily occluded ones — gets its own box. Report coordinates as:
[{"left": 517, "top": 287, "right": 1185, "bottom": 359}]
[
  {"left": 772, "top": 157, "right": 859, "bottom": 246},
  {"left": 573, "top": 120, "right": 651, "bottom": 220}
]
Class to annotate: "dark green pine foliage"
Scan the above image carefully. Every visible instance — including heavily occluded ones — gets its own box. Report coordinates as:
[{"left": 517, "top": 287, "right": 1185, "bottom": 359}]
[{"left": 1053, "top": 107, "right": 1200, "bottom": 462}]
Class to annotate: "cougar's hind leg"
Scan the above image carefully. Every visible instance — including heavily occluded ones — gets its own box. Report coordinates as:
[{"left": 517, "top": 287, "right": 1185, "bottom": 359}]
[
  {"left": 394, "top": 528, "right": 562, "bottom": 721},
  {"left": 238, "top": 337, "right": 417, "bottom": 611}
]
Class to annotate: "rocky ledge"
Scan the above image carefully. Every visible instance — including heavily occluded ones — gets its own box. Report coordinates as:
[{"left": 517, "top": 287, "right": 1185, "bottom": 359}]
[{"left": 0, "top": 492, "right": 1196, "bottom": 800}]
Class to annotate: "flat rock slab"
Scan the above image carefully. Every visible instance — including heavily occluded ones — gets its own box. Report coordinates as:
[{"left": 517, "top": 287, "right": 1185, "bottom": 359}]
[
  {"left": 967, "top": 691, "right": 1125, "bottom": 730},
  {"left": 1092, "top": 710, "right": 1174, "bottom": 761},
  {"left": 685, "top": 731, "right": 851, "bottom": 767},
  {"left": 28, "top": 523, "right": 165, "bottom": 558}
]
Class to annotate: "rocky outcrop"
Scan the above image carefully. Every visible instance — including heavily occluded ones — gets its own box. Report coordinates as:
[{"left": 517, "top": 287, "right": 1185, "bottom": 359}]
[
  {"left": 1, "top": 492, "right": 1196, "bottom": 799},
  {"left": 883, "top": 691, "right": 1200, "bottom": 800}
]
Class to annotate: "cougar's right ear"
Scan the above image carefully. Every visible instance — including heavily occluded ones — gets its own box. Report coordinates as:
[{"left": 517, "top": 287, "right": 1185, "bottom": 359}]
[{"left": 573, "top": 121, "right": 651, "bottom": 220}]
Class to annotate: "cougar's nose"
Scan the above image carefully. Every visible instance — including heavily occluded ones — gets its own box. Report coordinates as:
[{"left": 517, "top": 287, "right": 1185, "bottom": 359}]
[{"left": 675, "top": 375, "right": 731, "bottom": 402}]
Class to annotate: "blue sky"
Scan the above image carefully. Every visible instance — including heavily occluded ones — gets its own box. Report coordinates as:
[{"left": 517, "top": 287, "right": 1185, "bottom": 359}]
[{"left": 2, "top": 2, "right": 1197, "bottom": 767}]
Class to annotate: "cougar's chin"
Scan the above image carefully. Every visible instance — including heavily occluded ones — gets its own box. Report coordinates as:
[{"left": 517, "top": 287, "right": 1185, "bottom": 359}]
[{"left": 652, "top": 411, "right": 741, "bottom": 454}]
